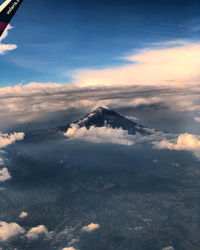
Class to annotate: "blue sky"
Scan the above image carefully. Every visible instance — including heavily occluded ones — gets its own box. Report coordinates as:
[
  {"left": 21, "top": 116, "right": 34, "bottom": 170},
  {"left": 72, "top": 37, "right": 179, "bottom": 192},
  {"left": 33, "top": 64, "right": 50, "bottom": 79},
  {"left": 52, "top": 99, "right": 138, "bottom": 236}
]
[{"left": 0, "top": 0, "right": 200, "bottom": 86}]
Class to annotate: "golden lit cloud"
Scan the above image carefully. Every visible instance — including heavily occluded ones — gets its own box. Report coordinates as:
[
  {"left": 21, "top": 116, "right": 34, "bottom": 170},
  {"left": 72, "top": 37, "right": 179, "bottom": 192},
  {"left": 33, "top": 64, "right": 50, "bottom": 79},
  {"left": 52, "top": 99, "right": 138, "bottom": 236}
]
[
  {"left": 0, "top": 221, "right": 25, "bottom": 241},
  {"left": 155, "top": 133, "right": 200, "bottom": 158},
  {"left": 73, "top": 42, "right": 200, "bottom": 86},
  {"left": 81, "top": 223, "right": 100, "bottom": 232}
]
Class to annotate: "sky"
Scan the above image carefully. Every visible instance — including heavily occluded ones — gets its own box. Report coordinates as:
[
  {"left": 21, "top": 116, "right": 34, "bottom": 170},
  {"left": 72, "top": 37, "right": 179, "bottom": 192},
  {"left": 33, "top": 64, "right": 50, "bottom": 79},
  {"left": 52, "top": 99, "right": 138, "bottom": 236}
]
[
  {"left": 2, "top": 2, "right": 200, "bottom": 249},
  {"left": 0, "top": 0, "right": 200, "bottom": 86},
  {"left": 0, "top": 0, "right": 200, "bottom": 138}
]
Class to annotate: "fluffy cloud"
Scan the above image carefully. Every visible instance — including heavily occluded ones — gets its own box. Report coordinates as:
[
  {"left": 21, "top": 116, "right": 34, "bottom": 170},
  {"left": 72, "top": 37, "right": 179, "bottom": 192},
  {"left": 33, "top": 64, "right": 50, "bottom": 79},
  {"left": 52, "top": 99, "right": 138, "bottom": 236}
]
[
  {"left": 0, "top": 132, "right": 25, "bottom": 148},
  {"left": 0, "top": 43, "right": 17, "bottom": 55},
  {"left": 81, "top": 223, "right": 100, "bottom": 232},
  {"left": 65, "top": 124, "right": 135, "bottom": 146},
  {"left": 0, "top": 24, "right": 12, "bottom": 42},
  {"left": 155, "top": 133, "right": 200, "bottom": 158},
  {"left": 73, "top": 42, "right": 200, "bottom": 86},
  {"left": 25, "top": 225, "right": 48, "bottom": 240},
  {"left": 0, "top": 25, "right": 17, "bottom": 55},
  {"left": 62, "top": 248, "right": 76, "bottom": 250},
  {"left": 64, "top": 122, "right": 200, "bottom": 159},
  {"left": 162, "top": 247, "right": 174, "bottom": 250},
  {"left": 0, "top": 221, "right": 25, "bottom": 241},
  {"left": 19, "top": 212, "right": 28, "bottom": 219},
  {"left": 0, "top": 168, "right": 11, "bottom": 182},
  {"left": 194, "top": 117, "right": 200, "bottom": 123}
]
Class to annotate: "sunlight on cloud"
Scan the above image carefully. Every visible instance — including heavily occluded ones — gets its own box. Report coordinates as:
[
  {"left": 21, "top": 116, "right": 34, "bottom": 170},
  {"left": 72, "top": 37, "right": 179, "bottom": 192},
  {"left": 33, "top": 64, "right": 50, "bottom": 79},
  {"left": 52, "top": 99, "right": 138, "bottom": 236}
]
[
  {"left": 0, "top": 168, "right": 11, "bottom": 182},
  {"left": 0, "top": 221, "right": 25, "bottom": 241},
  {"left": 162, "top": 247, "right": 175, "bottom": 250},
  {"left": 81, "top": 223, "right": 100, "bottom": 232},
  {"left": 0, "top": 43, "right": 17, "bottom": 55},
  {"left": 155, "top": 133, "right": 200, "bottom": 158},
  {"left": 65, "top": 123, "right": 200, "bottom": 159},
  {"left": 65, "top": 124, "right": 135, "bottom": 146},
  {"left": 25, "top": 225, "right": 48, "bottom": 240},
  {"left": 0, "top": 132, "right": 25, "bottom": 148},
  {"left": 0, "top": 25, "right": 17, "bottom": 55},
  {"left": 19, "top": 212, "right": 28, "bottom": 219},
  {"left": 74, "top": 42, "right": 200, "bottom": 86},
  {"left": 62, "top": 248, "right": 76, "bottom": 250},
  {"left": 194, "top": 117, "right": 200, "bottom": 123}
]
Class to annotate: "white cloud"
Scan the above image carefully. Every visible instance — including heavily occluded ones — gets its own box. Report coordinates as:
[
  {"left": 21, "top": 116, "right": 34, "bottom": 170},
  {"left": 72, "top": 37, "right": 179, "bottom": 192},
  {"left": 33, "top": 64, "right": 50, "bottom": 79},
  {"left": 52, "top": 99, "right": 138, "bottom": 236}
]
[
  {"left": 154, "top": 133, "right": 200, "bottom": 158},
  {"left": 65, "top": 124, "right": 135, "bottom": 146},
  {"left": 73, "top": 42, "right": 200, "bottom": 86},
  {"left": 62, "top": 248, "right": 76, "bottom": 250},
  {"left": 64, "top": 123, "right": 200, "bottom": 159},
  {"left": 151, "top": 40, "right": 192, "bottom": 48},
  {"left": 19, "top": 212, "right": 28, "bottom": 219},
  {"left": 0, "top": 24, "right": 12, "bottom": 42},
  {"left": 0, "top": 221, "right": 25, "bottom": 241},
  {"left": 0, "top": 43, "right": 17, "bottom": 55},
  {"left": 25, "top": 225, "right": 48, "bottom": 240},
  {"left": 82, "top": 223, "right": 100, "bottom": 232},
  {"left": 0, "top": 132, "right": 25, "bottom": 148},
  {"left": 194, "top": 117, "right": 200, "bottom": 123},
  {"left": 0, "top": 25, "right": 17, "bottom": 55},
  {"left": 0, "top": 168, "right": 11, "bottom": 182},
  {"left": 162, "top": 247, "right": 174, "bottom": 250},
  {"left": 0, "top": 81, "right": 200, "bottom": 141}
]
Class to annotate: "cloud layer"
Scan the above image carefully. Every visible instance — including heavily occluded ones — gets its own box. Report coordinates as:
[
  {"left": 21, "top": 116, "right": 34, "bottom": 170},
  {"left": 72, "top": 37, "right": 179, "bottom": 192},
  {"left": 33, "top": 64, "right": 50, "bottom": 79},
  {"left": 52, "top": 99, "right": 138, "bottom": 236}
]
[
  {"left": 65, "top": 124, "right": 200, "bottom": 159},
  {"left": 1, "top": 82, "right": 200, "bottom": 159},
  {"left": 155, "top": 133, "right": 200, "bottom": 158},
  {"left": 73, "top": 42, "right": 200, "bottom": 86},
  {"left": 1, "top": 81, "right": 199, "bottom": 132},
  {"left": 65, "top": 124, "right": 134, "bottom": 146}
]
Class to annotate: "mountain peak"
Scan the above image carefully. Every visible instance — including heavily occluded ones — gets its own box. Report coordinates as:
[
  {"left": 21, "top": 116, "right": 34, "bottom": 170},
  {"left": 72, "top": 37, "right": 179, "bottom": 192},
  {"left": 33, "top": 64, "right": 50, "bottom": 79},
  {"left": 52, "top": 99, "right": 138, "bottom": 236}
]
[
  {"left": 61, "top": 107, "right": 149, "bottom": 135},
  {"left": 91, "top": 107, "right": 114, "bottom": 115},
  {"left": 94, "top": 107, "right": 108, "bottom": 112}
]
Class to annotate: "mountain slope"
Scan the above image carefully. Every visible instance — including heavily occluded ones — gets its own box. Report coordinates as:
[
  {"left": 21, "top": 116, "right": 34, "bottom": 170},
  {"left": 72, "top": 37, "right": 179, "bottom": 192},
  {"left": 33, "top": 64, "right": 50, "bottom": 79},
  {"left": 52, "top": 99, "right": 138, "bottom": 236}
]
[{"left": 60, "top": 107, "right": 149, "bottom": 135}]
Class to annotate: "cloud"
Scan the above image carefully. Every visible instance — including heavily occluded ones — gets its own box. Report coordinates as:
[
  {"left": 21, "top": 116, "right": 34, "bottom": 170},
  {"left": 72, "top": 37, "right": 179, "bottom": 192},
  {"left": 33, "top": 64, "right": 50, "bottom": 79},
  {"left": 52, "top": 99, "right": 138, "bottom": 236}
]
[
  {"left": 62, "top": 248, "right": 76, "bottom": 250},
  {"left": 81, "top": 223, "right": 100, "bottom": 232},
  {"left": 0, "top": 25, "right": 17, "bottom": 55},
  {"left": 0, "top": 24, "right": 12, "bottom": 42},
  {"left": 73, "top": 42, "right": 200, "bottom": 86},
  {"left": 0, "top": 168, "right": 11, "bottom": 182},
  {"left": 0, "top": 221, "right": 25, "bottom": 241},
  {"left": 25, "top": 225, "right": 48, "bottom": 240},
  {"left": 194, "top": 117, "right": 200, "bottom": 123},
  {"left": 65, "top": 123, "right": 200, "bottom": 159},
  {"left": 19, "top": 212, "right": 28, "bottom": 219},
  {"left": 154, "top": 133, "right": 200, "bottom": 158},
  {"left": 0, "top": 81, "right": 200, "bottom": 135},
  {"left": 162, "top": 247, "right": 174, "bottom": 250},
  {"left": 0, "top": 43, "right": 17, "bottom": 55},
  {"left": 65, "top": 124, "right": 135, "bottom": 146},
  {"left": 0, "top": 132, "right": 25, "bottom": 148}
]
